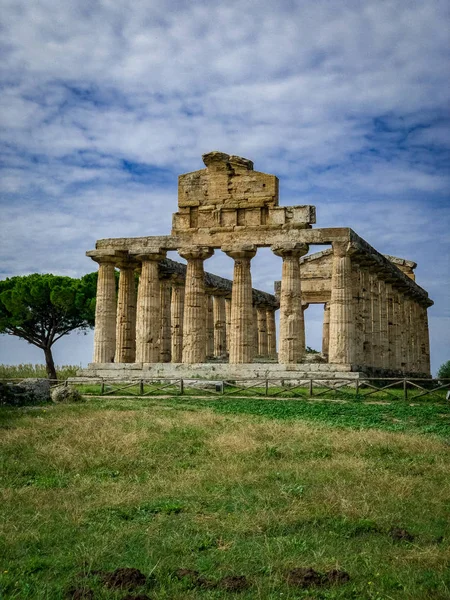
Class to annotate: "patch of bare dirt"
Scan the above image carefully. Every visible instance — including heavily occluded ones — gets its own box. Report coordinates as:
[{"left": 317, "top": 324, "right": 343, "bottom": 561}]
[
  {"left": 218, "top": 575, "right": 249, "bottom": 591},
  {"left": 287, "top": 567, "right": 350, "bottom": 588},
  {"left": 102, "top": 567, "right": 147, "bottom": 590},
  {"left": 121, "top": 595, "right": 152, "bottom": 600},
  {"left": 66, "top": 587, "right": 94, "bottom": 600},
  {"left": 175, "top": 569, "right": 249, "bottom": 591},
  {"left": 389, "top": 527, "right": 415, "bottom": 542}
]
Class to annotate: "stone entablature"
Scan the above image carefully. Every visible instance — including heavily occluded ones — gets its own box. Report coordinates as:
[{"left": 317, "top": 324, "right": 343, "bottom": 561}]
[{"left": 86, "top": 151, "right": 433, "bottom": 377}]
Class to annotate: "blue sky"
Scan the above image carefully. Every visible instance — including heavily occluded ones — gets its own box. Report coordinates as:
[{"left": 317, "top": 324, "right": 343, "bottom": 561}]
[{"left": 0, "top": 0, "right": 449, "bottom": 374}]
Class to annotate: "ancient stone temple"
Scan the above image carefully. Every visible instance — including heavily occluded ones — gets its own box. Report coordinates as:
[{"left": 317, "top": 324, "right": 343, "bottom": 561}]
[{"left": 82, "top": 151, "right": 432, "bottom": 379}]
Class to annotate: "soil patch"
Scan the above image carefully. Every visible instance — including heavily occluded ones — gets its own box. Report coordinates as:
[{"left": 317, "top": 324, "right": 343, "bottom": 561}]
[
  {"left": 389, "top": 527, "right": 415, "bottom": 542},
  {"left": 287, "top": 567, "right": 350, "bottom": 588},
  {"left": 175, "top": 568, "right": 216, "bottom": 589},
  {"left": 66, "top": 587, "right": 94, "bottom": 600},
  {"left": 218, "top": 575, "right": 249, "bottom": 591},
  {"left": 102, "top": 568, "right": 147, "bottom": 590},
  {"left": 287, "top": 567, "right": 323, "bottom": 588}
]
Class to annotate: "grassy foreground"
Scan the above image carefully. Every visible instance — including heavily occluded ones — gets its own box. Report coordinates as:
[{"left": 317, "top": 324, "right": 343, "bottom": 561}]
[{"left": 1, "top": 397, "right": 449, "bottom": 599}]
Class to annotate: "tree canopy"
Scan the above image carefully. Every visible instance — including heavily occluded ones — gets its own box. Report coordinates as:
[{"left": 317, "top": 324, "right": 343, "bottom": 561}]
[
  {"left": 0, "top": 273, "right": 98, "bottom": 380},
  {"left": 437, "top": 360, "right": 450, "bottom": 380}
]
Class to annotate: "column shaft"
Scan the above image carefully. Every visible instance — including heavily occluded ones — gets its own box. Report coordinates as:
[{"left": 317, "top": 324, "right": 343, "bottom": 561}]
[
  {"left": 257, "top": 306, "right": 268, "bottom": 357},
  {"left": 328, "top": 243, "right": 354, "bottom": 364},
  {"left": 225, "top": 298, "right": 231, "bottom": 354},
  {"left": 159, "top": 280, "right": 172, "bottom": 362},
  {"left": 136, "top": 255, "right": 164, "bottom": 363},
  {"left": 213, "top": 296, "right": 226, "bottom": 358},
  {"left": 273, "top": 243, "right": 308, "bottom": 364},
  {"left": 115, "top": 264, "right": 137, "bottom": 363},
  {"left": 93, "top": 260, "right": 117, "bottom": 363},
  {"left": 266, "top": 309, "right": 277, "bottom": 358},
  {"left": 322, "top": 302, "right": 330, "bottom": 358},
  {"left": 171, "top": 284, "right": 184, "bottom": 363},
  {"left": 224, "top": 246, "right": 256, "bottom": 364},
  {"left": 379, "top": 279, "right": 389, "bottom": 369},
  {"left": 206, "top": 295, "right": 214, "bottom": 358},
  {"left": 180, "top": 247, "right": 213, "bottom": 363}
]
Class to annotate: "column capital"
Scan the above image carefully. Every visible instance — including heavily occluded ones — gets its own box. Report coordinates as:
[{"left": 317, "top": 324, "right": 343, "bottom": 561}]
[
  {"left": 222, "top": 244, "right": 256, "bottom": 260},
  {"left": 332, "top": 241, "right": 351, "bottom": 258},
  {"left": 271, "top": 242, "right": 308, "bottom": 258},
  {"left": 131, "top": 249, "right": 167, "bottom": 263},
  {"left": 179, "top": 246, "right": 214, "bottom": 261},
  {"left": 87, "top": 249, "right": 125, "bottom": 265}
]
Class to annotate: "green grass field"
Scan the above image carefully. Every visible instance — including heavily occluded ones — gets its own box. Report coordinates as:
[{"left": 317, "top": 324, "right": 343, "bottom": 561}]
[{"left": 1, "top": 396, "right": 449, "bottom": 599}]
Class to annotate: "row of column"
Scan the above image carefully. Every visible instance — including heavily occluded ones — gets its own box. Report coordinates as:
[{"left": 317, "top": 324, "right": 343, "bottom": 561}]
[
  {"left": 326, "top": 242, "right": 431, "bottom": 375},
  {"left": 92, "top": 249, "right": 278, "bottom": 365}
]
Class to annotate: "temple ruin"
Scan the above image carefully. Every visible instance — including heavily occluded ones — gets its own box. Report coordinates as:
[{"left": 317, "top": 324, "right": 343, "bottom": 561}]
[{"left": 82, "top": 151, "right": 432, "bottom": 380}]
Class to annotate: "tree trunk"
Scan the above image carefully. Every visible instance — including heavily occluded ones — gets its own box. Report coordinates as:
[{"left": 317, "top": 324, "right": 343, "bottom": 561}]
[{"left": 44, "top": 346, "right": 57, "bottom": 381}]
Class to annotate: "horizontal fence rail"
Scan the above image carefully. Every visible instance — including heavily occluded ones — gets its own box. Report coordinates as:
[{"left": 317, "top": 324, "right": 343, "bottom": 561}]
[{"left": 2, "top": 377, "right": 450, "bottom": 401}]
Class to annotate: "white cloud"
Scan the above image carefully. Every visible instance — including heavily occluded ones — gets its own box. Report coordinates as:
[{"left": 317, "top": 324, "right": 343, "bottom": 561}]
[{"left": 1, "top": 0, "right": 449, "bottom": 374}]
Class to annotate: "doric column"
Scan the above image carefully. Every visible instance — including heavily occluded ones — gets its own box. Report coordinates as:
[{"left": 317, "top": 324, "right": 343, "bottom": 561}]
[
  {"left": 206, "top": 294, "right": 214, "bottom": 358},
  {"left": 92, "top": 254, "right": 117, "bottom": 363},
  {"left": 252, "top": 305, "right": 258, "bottom": 357},
  {"left": 379, "top": 278, "right": 389, "bottom": 369},
  {"left": 352, "top": 266, "right": 364, "bottom": 364},
  {"left": 223, "top": 245, "right": 257, "bottom": 364},
  {"left": 170, "top": 282, "right": 184, "bottom": 363},
  {"left": 419, "top": 304, "right": 431, "bottom": 376},
  {"left": 135, "top": 251, "right": 166, "bottom": 363},
  {"left": 257, "top": 306, "right": 268, "bottom": 357},
  {"left": 328, "top": 242, "right": 355, "bottom": 364},
  {"left": 160, "top": 279, "right": 172, "bottom": 362},
  {"left": 370, "top": 272, "right": 381, "bottom": 368},
  {"left": 322, "top": 302, "right": 330, "bottom": 358},
  {"left": 392, "top": 288, "right": 403, "bottom": 372},
  {"left": 213, "top": 295, "right": 226, "bottom": 358},
  {"left": 179, "top": 246, "right": 214, "bottom": 363},
  {"left": 225, "top": 298, "right": 231, "bottom": 354},
  {"left": 115, "top": 260, "right": 137, "bottom": 363},
  {"left": 399, "top": 293, "right": 408, "bottom": 372},
  {"left": 266, "top": 308, "right": 277, "bottom": 358},
  {"left": 359, "top": 268, "right": 371, "bottom": 368},
  {"left": 272, "top": 242, "right": 308, "bottom": 364},
  {"left": 385, "top": 282, "right": 394, "bottom": 370}
]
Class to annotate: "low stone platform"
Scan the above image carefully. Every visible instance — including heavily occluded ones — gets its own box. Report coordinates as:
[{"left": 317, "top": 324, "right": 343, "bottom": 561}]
[{"left": 75, "top": 362, "right": 363, "bottom": 382}]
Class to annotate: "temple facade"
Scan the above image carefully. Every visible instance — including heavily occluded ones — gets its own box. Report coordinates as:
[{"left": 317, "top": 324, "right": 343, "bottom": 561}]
[{"left": 83, "top": 151, "right": 432, "bottom": 379}]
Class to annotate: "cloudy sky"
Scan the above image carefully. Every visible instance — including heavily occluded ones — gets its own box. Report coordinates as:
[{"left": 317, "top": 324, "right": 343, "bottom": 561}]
[{"left": 1, "top": 0, "right": 449, "bottom": 374}]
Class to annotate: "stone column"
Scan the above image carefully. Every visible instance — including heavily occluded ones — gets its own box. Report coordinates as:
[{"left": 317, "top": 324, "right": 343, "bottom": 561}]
[
  {"left": 399, "top": 293, "right": 408, "bottom": 372},
  {"left": 225, "top": 298, "right": 231, "bottom": 354},
  {"left": 206, "top": 294, "right": 214, "bottom": 359},
  {"left": 252, "top": 305, "right": 258, "bottom": 357},
  {"left": 213, "top": 295, "right": 226, "bottom": 358},
  {"left": 160, "top": 279, "right": 172, "bottom": 362},
  {"left": 179, "top": 246, "right": 214, "bottom": 363},
  {"left": 359, "top": 268, "right": 372, "bottom": 368},
  {"left": 266, "top": 308, "right": 277, "bottom": 359},
  {"left": 171, "top": 282, "right": 184, "bottom": 363},
  {"left": 370, "top": 272, "right": 381, "bottom": 368},
  {"left": 419, "top": 304, "right": 431, "bottom": 376},
  {"left": 352, "top": 266, "right": 364, "bottom": 365},
  {"left": 257, "top": 306, "right": 268, "bottom": 357},
  {"left": 328, "top": 242, "right": 355, "bottom": 364},
  {"left": 392, "top": 288, "right": 403, "bottom": 372},
  {"left": 92, "top": 254, "right": 117, "bottom": 363},
  {"left": 322, "top": 302, "right": 330, "bottom": 358},
  {"left": 223, "top": 245, "right": 257, "bottom": 364},
  {"left": 379, "top": 278, "right": 389, "bottom": 370},
  {"left": 385, "top": 282, "right": 394, "bottom": 371},
  {"left": 135, "top": 251, "right": 166, "bottom": 363},
  {"left": 272, "top": 243, "right": 308, "bottom": 364},
  {"left": 115, "top": 260, "right": 137, "bottom": 363}
]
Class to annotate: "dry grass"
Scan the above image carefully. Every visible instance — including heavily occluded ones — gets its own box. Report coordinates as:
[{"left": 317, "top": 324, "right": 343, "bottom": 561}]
[{"left": 0, "top": 398, "right": 449, "bottom": 599}]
